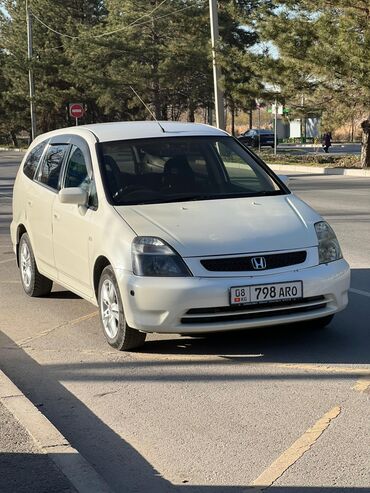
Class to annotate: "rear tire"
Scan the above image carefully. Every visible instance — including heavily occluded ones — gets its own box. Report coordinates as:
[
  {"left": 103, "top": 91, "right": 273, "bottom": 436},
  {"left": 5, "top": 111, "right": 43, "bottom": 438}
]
[
  {"left": 98, "top": 265, "right": 146, "bottom": 351},
  {"left": 18, "top": 233, "right": 53, "bottom": 297}
]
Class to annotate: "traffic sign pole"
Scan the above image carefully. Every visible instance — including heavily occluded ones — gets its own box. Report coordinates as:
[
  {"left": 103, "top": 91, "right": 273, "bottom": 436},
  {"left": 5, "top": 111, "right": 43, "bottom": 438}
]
[{"left": 69, "top": 103, "right": 85, "bottom": 124}]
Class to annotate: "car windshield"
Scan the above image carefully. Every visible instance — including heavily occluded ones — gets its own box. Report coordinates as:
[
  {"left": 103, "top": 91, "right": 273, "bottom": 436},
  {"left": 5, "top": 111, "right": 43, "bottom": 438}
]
[{"left": 98, "top": 136, "right": 285, "bottom": 205}]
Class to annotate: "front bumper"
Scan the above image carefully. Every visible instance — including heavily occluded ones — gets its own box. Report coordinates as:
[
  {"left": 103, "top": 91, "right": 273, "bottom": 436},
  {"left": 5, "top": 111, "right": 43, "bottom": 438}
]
[{"left": 116, "top": 259, "right": 350, "bottom": 334}]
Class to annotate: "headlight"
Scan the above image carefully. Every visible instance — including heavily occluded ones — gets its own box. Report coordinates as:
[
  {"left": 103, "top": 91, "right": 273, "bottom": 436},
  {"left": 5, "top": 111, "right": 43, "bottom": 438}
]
[
  {"left": 315, "top": 221, "right": 342, "bottom": 264},
  {"left": 132, "top": 237, "right": 192, "bottom": 277}
]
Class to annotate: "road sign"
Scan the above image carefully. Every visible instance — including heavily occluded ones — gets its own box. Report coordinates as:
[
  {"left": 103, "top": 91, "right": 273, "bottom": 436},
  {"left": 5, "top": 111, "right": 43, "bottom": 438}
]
[
  {"left": 271, "top": 103, "right": 284, "bottom": 115},
  {"left": 69, "top": 103, "right": 85, "bottom": 119}
]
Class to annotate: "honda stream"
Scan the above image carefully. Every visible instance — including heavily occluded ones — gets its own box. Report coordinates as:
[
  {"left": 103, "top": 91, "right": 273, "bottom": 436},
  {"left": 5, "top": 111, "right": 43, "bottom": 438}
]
[{"left": 11, "top": 122, "right": 350, "bottom": 350}]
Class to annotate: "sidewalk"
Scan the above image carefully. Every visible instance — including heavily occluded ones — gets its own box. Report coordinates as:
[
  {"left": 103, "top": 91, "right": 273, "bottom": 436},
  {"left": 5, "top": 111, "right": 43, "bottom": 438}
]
[
  {"left": 0, "top": 401, "right": 76, "bottom": 493},
  {"left": 0, "top": 370, "right": 113, "bottom": 493},
  {"left": 268, "top": 163, "right": 370, "bottom": 177}
]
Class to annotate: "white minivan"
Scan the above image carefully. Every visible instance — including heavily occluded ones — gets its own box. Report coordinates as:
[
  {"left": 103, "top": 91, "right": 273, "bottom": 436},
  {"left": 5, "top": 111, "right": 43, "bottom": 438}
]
[{"left": 11, "top": 122, "right": 350, "bottom": 350}]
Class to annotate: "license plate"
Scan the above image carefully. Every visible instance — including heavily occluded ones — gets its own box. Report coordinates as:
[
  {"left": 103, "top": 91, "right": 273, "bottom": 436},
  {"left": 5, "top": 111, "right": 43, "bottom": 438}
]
[{"left": 230, "top": 281, "right": 303, "bottom": 305}]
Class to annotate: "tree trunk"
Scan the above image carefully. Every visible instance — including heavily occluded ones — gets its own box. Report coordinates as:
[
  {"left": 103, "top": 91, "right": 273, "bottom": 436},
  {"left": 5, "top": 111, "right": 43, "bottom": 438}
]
[
  {"left": 230, "top": 101, "right": 235, "bottom": 136},
  {"left": 249, "top": 108, "right": 253, "bottom": 129},
  {"left": 360, "top": 118, "right": 370, "bottom": 168},
  {"left": 10, "top": 130, "right": 18, "bottom": 148},
  {"left": 188, "top": 103, "right": 195, "bottom": 122}
]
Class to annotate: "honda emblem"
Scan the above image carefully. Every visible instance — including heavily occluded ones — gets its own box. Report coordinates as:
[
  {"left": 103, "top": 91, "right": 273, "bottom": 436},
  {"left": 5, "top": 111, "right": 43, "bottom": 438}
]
[{"left": 251, "top": 257, "right": 267, "bottom": 270}]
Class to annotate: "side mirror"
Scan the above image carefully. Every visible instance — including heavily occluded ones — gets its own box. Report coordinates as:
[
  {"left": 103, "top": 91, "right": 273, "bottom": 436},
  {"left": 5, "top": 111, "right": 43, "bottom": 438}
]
[
  {"left": 59, "top": 187, "right": 88, "bottom": 206},
  {"left": 278, "top": 175, "right": 290, "bottom": 187}
]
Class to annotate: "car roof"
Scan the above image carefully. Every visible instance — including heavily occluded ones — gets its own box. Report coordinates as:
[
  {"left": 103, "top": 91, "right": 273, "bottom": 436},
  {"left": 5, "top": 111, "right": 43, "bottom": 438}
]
[{"left": 33, "top": 121, "right": 229, "bottom": 144}]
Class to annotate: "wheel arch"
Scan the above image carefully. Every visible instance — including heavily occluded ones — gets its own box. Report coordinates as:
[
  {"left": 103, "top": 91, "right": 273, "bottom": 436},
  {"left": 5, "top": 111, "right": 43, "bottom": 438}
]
[
  {"left": 93, "top": 255, "right": 112, "bottom": 300},
  {"left": 16, "top": 224, "right": 27, "bottom": 267}
]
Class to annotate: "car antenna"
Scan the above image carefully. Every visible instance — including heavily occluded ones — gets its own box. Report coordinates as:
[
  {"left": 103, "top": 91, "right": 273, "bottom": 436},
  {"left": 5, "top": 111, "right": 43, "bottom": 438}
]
[{"left": 130, "top": 86, "right": 166, "bottom": 133}]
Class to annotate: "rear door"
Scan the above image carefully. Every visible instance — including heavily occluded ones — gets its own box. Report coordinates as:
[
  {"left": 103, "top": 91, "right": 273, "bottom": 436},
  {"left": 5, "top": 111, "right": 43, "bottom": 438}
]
[
  {"left": 52, "top": 136, "right": 97, "bottom": 298},
  {"left": 29, "top": 137, "right": 70, "bottom": 278}
]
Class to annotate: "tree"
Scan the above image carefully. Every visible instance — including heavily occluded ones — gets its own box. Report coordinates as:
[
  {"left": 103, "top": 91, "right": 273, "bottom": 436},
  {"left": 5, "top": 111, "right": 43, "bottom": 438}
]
[
  {"left": 0, "top": 0, "right": 276, "bottom": 138},
  {"left": 259, "top": 1, "right": 370, "bottom": 166}
]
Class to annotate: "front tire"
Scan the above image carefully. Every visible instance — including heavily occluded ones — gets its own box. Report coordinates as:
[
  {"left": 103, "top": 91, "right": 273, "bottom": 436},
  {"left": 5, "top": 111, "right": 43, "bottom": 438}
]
[
  {"left": 98, "top": 265, "right": 146, "bottom": 351},
  {"left": 18, "top": 233, "right": 53, "bottom": 297}
]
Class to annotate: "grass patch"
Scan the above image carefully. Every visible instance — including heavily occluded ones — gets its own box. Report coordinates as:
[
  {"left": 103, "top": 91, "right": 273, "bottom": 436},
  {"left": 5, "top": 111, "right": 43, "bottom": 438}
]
[{"left": 257, "top": 151, "right": 362, "bottom": 168}]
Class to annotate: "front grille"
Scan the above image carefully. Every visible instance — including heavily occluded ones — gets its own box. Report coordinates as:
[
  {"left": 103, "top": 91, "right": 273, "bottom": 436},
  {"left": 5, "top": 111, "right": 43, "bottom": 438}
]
[
  {"left": 200, "top": 251, "right": 307, "bottom": 272},
  {"left": 181, "top": 296, "right": 327, "bottom": 325}
]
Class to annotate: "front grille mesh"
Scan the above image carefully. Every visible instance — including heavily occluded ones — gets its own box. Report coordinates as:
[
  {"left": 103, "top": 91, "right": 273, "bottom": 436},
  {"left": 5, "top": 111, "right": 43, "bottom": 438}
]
[{"left": 201, "top": 251, "right": 307, "bottom": 272}]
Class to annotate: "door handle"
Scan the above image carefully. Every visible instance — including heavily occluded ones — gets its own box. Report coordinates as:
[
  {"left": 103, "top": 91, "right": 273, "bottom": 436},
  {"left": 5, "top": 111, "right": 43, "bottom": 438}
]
[
  {"left": 27, "top": 200, "right": 32, "bottom": 207},
  {"left": 53, "top": 213, "right": 60, "bottom": 220}
]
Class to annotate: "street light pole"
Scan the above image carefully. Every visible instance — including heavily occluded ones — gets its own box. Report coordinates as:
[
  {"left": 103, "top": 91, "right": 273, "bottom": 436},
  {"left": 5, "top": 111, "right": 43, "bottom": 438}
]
[
  {"left": 209, "top": 0, "right": 225, "bottom": 130},
  {"left": 26, "top": 0, "right": 36, "bottom": 141},
  {"left": 274, "top": 96, "right": 278, "bottom": 155}
]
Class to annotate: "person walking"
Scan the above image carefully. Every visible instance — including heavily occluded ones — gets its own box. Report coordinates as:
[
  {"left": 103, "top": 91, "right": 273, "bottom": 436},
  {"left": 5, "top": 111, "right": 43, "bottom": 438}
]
[{"left": 322, "top": 132, "right": 332, "bottom": 153}]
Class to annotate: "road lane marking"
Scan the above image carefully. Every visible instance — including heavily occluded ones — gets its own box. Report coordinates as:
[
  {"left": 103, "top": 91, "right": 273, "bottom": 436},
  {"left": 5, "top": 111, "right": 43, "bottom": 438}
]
[
  {"left": 0, "top": 257, "right": 15, "bottom": 264},
  {"left": 276, "top": 363, "right": 370, "bottom": 376},
  {"left": 352, "top": 379, "right": 370, "bottom": 393},
  {"left": 349, "top": 288, "right": 370, "bottom": 298},
  {"left": 17, "top": 311, "right": 99, "bottom": 346},
  {"left": 248, "top": 406, "right": 341, "bottom": 491}
]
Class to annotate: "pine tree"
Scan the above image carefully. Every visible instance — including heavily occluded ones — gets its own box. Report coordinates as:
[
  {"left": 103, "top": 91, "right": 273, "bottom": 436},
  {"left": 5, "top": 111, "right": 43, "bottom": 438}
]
[{"left": 259, "top": 1, "right": 370, "bottom": 166}]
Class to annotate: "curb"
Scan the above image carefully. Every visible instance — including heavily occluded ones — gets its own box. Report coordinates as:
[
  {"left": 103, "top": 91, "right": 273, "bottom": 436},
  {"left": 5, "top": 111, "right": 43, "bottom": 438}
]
[
  {"left": 268, "top": 164, "right": 370, "bottom": 177},
  {"left": 0, "top": 147, "right": 25, "bottom": 152},
  {"left": 0, "top": 370, "right": 113, "bottom": 493}
]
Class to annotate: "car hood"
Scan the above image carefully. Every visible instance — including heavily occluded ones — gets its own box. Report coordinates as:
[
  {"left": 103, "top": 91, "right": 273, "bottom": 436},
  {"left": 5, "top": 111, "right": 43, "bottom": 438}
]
[{"left": 114, "top": 195, "right": 321, "bottom": 257}]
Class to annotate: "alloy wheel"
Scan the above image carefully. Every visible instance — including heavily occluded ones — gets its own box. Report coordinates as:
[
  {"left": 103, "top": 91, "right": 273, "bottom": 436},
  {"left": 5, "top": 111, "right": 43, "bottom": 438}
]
[
  {"left": 100, "top": 279, "right": 120, "bottom": 338},
  {"left": 20, "top": 241, "right": 32, "bottom": 289}
]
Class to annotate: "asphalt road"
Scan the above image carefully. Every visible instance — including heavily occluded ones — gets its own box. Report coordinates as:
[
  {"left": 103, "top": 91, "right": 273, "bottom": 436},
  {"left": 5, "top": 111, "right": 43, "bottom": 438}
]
[{"left": 1, "top": 151, "right": 369, "bottom": 493}]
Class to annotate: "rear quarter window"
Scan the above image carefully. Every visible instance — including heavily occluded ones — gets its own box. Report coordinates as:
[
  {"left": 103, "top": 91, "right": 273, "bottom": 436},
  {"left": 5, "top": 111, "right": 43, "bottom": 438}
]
[{"left": 23, "top": 141, "right": 47, "bottom": 180}]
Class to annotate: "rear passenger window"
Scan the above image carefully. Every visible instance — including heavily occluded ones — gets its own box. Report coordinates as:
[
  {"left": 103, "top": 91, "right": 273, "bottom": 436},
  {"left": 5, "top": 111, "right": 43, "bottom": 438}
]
[
  {"left": 23, "top": 141, "right": 47, "bottom": 179},
  {"left": 38, "top": 144, "right": 69, "bottom": 190}
]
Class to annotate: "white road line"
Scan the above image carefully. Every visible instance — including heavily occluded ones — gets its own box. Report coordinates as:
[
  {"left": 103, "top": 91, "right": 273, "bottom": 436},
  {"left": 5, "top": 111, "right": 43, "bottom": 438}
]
[{"left": 349, "top": 288, "right": 370, "bottom": 298}]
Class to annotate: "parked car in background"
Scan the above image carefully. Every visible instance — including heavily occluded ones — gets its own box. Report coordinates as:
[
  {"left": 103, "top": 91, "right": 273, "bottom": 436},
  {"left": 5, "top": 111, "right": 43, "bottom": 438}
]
[
  {"left": 11, "top": 122, "right": 349, "bottom": 351},
  {"left": 239, "top": 129, "right": 275, "bottom": 148}
]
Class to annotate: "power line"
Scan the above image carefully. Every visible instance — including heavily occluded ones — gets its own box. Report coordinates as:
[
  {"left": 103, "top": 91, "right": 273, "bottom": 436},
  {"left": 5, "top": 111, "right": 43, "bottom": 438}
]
[
  {"left": 93, "top": 0, "right": 168, "bottom": 38},
  {"left": 30, "top": 0, "right": 194, "bottom": 41},
  {"left": 31, "top": 11, "right": 78, "bottom": 39}
]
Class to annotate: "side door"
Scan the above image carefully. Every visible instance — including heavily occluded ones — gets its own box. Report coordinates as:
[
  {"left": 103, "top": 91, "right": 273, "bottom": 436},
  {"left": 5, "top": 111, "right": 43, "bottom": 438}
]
[
  {"left": 29, "top": 138, "right": 70, "bottom": 278},
  {"left": 52, "top": 137, "right": 98, "bottom": 298}
]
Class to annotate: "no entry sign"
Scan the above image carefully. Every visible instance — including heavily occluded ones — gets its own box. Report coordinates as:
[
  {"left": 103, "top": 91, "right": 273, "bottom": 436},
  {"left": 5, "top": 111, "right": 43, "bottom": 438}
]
[{"left": 69, "top": 103, "right": 85, "bottom": 119}]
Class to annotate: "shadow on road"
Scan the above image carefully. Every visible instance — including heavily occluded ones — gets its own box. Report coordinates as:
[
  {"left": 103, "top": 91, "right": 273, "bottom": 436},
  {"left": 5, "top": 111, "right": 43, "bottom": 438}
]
[
  {"left": 0, "top": 452, "right": 76, "bottom": 493},
  {"left": 1, "top": 272, "right": 369, "bottom": 491},
  {"left": 0, "top": 449, "right": 368, "bottom": 493}
]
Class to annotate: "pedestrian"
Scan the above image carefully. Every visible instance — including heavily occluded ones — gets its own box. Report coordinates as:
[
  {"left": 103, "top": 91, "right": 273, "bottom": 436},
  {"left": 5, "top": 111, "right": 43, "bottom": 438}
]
[{"left": 322, "top": 132, "right": 332, "bottom": 153}]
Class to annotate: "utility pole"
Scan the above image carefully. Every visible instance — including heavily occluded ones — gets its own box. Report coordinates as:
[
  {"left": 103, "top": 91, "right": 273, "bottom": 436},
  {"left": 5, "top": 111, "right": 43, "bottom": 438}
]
[
  {"left": 26, "top": 0, "right": 37, "bottom": 141},
  {"left": 274, "top": 96, "right": 278, "bottom": 155},
  {"left": 209, "top": 0, "right": 225, "bottom": 130}
]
